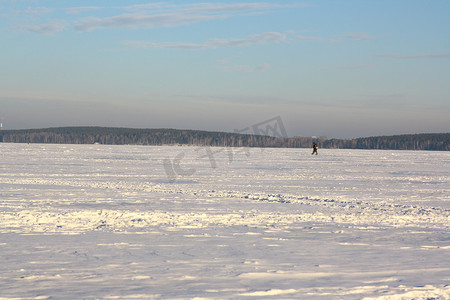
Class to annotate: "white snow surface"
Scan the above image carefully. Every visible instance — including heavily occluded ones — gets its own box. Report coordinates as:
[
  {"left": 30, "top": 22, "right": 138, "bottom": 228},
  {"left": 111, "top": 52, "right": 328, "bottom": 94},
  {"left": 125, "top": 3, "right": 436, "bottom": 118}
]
[{"left": 0, "top": 143, "right": 449, "bottom": 299}]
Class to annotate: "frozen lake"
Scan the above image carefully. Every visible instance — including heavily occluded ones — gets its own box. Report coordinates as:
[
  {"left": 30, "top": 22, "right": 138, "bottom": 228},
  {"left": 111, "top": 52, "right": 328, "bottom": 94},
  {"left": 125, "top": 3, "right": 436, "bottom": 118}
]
[{"left": 0, "top": 143, "right": 449, "bottom": 299}]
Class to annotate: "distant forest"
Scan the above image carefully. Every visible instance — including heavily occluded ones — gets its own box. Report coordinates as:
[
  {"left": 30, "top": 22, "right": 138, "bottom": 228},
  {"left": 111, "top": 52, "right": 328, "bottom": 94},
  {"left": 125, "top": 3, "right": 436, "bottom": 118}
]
[{"left": 0, "top": 127, "right": 448, "bottom": 151}]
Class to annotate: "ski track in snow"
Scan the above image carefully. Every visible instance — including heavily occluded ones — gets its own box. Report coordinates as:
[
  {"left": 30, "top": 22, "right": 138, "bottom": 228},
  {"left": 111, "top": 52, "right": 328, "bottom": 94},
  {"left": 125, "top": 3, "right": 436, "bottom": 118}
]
[{"left": 0, "top": 143, "right": 449, "bottom": 299}]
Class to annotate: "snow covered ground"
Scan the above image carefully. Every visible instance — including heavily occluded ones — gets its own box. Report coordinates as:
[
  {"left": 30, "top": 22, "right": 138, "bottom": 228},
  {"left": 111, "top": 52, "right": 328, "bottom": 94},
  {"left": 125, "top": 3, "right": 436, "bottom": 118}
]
[{"left": 0, "top": 143, "right": 449, "bottom": 299}]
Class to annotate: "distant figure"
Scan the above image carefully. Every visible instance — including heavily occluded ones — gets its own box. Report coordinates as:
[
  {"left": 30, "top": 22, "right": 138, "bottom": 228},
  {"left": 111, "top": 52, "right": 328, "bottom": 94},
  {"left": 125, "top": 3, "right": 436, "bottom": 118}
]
[{"left": 312, "top": 143, "right": 318, "bottom": 155}]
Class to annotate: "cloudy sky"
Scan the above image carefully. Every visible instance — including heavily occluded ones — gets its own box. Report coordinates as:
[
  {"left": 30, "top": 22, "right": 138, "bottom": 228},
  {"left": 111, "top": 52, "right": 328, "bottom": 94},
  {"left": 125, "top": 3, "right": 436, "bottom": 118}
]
[{"left": 1, "top": 0, "right": 449, "bottom": 138}]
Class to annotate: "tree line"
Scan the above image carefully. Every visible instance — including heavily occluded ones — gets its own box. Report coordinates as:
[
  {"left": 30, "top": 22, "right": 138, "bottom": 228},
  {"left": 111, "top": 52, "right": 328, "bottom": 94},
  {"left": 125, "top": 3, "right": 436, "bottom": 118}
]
[
  {"left": 0, "top": 127, "right": 279, "bottom": 147},
  {"left": 0, "top": 127, "right": 448, "bottom": 151},
  {"left": 319, "top": 133, "right": 450, "bottom": 151}
]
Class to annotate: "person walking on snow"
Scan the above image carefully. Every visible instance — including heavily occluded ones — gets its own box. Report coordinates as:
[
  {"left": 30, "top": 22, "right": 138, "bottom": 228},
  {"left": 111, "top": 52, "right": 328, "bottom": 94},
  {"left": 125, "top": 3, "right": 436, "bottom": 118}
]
[{"left": 312, "top": 143, "right": 318, "bottom": 155}]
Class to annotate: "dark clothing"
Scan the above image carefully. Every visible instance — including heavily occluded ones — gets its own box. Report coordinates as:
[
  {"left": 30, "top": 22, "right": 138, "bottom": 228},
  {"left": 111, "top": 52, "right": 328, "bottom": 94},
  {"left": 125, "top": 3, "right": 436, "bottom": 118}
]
[{"left": 312, "top": 143, "right": 318, "bottom": 155}]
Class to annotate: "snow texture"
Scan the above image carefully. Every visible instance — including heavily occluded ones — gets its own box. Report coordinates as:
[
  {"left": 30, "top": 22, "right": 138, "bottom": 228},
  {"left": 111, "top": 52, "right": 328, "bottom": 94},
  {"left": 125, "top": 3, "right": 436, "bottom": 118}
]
[{"left": 0, "top": 143, "right": 449, "bottom": 299}]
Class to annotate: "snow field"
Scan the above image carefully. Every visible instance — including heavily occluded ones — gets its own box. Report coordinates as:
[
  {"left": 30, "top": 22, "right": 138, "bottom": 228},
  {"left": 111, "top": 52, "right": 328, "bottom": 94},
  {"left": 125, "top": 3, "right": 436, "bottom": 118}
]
[{"left": 0, "top": 143, "right": 449, "bottom": 299}]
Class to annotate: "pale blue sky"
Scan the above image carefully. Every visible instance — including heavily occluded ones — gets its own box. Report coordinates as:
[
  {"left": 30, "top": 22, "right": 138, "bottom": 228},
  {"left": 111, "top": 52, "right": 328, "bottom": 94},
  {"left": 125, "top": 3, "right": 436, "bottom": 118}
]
[{"left": 1, "top": 0, "right": 449, "bottom": 138}]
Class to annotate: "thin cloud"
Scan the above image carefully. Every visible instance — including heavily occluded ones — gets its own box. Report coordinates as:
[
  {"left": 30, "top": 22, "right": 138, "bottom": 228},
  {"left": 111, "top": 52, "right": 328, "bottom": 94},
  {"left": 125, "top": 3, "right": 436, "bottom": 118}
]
[
  {"left": 16, "top": 21, "right": 66, "bottom": 34},
  {"left": 125, "top": 41, "right": 207, "bottom": 50},
  {"left": 75, "top": 13, "right": 222, "bottom": 31},
  {"left": 74, "top": 2, "right": 307, "bottom": 32},
  {"left": 344, "top": 32, "right": 375, "bottom": 41},
  {"left": 377, "top": 53, "right": 450, "bottom": 59},
  {"left": 9, "top": 6, "right": 53, "bottom": 16},
  {"left": 122, "top": 3, "right": 308, "bottom": 13},
  {"left": 125, "top": 32, "right": 286, "bottom": 49}
]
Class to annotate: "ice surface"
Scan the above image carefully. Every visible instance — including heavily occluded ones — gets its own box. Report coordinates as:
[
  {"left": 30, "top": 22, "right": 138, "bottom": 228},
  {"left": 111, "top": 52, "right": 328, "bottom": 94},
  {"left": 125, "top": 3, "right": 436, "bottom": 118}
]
[{"left": 0, "top": 143, "right": 449, "bottom": 299}]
